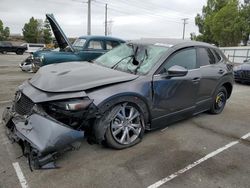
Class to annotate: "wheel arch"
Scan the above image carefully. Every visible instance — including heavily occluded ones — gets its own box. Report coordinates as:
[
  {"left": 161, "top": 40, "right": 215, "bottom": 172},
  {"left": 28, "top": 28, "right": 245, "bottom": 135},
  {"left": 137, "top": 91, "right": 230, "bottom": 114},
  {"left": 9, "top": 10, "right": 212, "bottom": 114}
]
[
  {"left": 222, "top": 82, "right": 233, "bottom": 99},
  {"left": 93, "top": 93, "right": 151, "bottom": 143},
  {"left": 213, "top": 75, "right": 233, "bottom": 99}
]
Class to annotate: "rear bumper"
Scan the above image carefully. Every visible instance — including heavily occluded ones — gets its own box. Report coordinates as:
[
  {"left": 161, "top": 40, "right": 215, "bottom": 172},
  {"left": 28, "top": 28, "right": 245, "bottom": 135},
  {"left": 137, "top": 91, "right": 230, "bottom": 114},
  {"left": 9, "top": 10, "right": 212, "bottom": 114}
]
[{"left": 2, "top": 107, "right": 84, "bottom": 169}]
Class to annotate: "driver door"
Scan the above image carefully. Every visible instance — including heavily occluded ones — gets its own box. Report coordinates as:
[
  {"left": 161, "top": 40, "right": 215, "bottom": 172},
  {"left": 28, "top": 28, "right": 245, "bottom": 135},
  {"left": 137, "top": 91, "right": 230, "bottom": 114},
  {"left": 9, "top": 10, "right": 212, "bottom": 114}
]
[{"left": 152, "top": 47, "right": 201, "bottom": 128}]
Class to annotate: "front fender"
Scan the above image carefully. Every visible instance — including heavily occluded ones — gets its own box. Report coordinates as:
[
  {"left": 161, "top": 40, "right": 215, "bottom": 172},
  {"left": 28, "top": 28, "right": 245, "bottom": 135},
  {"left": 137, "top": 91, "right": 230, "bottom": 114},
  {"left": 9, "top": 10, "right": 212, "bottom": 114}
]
[{"left": 93, "top": 93, "right": 151, "bottom": 143}]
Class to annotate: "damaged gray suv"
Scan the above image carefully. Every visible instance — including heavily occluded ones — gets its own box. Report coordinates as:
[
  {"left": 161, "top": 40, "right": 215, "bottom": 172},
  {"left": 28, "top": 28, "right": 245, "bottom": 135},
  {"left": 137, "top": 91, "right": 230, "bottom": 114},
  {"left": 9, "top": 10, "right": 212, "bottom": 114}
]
[{"left": 2, "top": 39, "right": 234, "bottom": 169}]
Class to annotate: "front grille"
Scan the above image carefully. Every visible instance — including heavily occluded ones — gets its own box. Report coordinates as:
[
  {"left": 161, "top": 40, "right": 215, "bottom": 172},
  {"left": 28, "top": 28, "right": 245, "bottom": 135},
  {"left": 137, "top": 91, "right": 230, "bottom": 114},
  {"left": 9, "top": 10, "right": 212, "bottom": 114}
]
[{"left": 14, "top": 93, "right": 34, "bottom": 115}]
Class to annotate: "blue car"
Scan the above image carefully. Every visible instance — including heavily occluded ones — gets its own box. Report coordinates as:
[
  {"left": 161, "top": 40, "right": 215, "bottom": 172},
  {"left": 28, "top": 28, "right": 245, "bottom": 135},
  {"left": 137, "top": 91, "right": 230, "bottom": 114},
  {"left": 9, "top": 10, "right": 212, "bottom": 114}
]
[{"left": 20, "top": 14, "right": 125, "bottom": 72}]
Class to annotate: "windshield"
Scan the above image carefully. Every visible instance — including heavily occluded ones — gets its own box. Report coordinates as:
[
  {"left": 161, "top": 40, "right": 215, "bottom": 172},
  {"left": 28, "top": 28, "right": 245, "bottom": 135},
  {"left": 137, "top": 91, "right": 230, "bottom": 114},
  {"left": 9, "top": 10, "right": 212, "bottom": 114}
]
[
  {"left": 73, "top": 38, "right": 86, "bottom": 51},
  {"left": 95, "top": 43, "right": 168, "bottom": 75}
]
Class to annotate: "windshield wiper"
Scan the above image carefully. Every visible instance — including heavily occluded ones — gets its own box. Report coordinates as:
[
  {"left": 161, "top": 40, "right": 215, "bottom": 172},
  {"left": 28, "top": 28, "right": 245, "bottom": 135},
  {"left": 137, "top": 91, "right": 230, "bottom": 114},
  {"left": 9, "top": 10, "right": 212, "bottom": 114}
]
[{"left": 111, "top": 55, "right": 134, "bottom": 69}]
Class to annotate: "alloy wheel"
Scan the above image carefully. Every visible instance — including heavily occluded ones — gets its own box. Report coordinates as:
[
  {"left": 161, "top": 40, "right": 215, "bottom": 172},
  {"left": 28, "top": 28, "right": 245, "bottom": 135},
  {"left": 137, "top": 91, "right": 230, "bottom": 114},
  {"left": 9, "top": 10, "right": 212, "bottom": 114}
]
[{"left": 110, "top": 103, "right": 142, "bottom": 145}]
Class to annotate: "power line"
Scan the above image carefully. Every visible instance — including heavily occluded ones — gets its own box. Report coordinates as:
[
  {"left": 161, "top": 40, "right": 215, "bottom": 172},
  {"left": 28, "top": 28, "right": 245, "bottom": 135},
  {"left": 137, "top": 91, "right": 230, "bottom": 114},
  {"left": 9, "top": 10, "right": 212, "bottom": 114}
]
[
  {"left": 71, "top": 0, "right": 91, "bottom": 35},
  {"left": 93, "top": 0, "right": 182, "bottom": 24},
  {"left": 99, "top": 0, "right": 193, "bottom": 20}
]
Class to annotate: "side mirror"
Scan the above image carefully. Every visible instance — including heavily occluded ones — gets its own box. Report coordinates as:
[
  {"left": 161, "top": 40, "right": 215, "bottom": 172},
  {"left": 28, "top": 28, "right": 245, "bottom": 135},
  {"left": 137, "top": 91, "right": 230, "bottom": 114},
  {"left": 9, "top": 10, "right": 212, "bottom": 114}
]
[{"left": 167, "top": 65, "right": 188, "bottom": 77}]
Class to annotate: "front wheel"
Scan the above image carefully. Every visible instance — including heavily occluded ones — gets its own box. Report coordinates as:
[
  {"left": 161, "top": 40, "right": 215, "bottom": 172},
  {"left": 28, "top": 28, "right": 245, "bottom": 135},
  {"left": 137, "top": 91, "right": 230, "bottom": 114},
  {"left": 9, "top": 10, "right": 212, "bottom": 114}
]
[
  {"left": 209, "top": 86, "right": 227, "bottom": 114},
  {"left": 100, "top": 102, "right": 145, "bottom": 149}
]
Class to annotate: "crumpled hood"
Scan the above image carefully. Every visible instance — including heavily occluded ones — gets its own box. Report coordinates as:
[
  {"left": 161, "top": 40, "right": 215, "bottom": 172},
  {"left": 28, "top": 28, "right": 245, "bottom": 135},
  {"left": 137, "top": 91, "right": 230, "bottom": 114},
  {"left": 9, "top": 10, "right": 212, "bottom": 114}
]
[{"left": 29, "top": 62, "right": 139, "bottom": 92}]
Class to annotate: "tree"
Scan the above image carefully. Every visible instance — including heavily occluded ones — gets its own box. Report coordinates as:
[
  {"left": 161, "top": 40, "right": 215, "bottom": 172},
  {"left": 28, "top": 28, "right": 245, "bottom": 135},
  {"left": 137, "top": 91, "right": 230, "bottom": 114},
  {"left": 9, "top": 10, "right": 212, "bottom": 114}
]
[
  {"left": 43, "top": 19, "right": 52, "bottom": 44},
  {"left": 22, "top": 17, "right": 40, "bottom": 43},
  {"left": 0, "top": 20, "right": 10, "bottom": 40},
  {"left": 210, "top": 0, "right": 243, "bottom": 46},
  {"left": 194, "top": 0, "right": 229, "bottom": 45},
  {"left": 240, "top": 2, "right": 250, "bottom": 45},
  {"left": 22, "top": 17, "right": 53, "bottom": 44},
  {"left": 194, "top": 0, "right": 246, "bottom": 46}
]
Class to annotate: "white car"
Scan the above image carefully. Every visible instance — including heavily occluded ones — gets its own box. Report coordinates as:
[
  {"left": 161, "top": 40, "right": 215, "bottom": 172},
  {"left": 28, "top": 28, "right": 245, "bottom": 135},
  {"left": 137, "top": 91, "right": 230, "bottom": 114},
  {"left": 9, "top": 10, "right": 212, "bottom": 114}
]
[{"left": 21, "top": 43, "right": 45, "bottom": 53}]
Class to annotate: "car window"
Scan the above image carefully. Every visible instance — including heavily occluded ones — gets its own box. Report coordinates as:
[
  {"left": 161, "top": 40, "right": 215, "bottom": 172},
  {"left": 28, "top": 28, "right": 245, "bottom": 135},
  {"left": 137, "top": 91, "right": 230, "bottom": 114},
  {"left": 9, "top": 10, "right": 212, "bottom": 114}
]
[
  {"left": 161, "top": 48, "right": 197, "bottom": 72},
  {"left": 106, "top": 41, "right": 120, "bottom": 50},
  {"left": 73, "top": 38, "right": 86, "bottom": 47},
  {"left": 72, "top": 38, "right": 86, "bottom": 51},
  {"left": 199, "top": 48, "right": 216, "bottom": 66},
  {"left": 212, "top": 49, "right": 222, "bottom": 63},
  {"left": 87, "top": 40, "right": 103, "bottom": 50},
  {"left": 1, "top": 42, "right": 11, "bottom": 46},
  {"left": 95, "top": 43, "right": 168, "bottom": 75}
]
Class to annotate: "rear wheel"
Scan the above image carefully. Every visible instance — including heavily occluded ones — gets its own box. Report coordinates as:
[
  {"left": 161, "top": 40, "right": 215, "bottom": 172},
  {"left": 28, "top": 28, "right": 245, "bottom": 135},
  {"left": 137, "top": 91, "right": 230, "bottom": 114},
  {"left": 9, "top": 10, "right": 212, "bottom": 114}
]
[
  {"left": 101, "top": 102, "right": 145, "bottom": 149},
  {"left": 209, "top": 86, "right": 227, "bottom": 114},
  {"left": 16, "top": 49, "right": 24, "bottom": 55}
]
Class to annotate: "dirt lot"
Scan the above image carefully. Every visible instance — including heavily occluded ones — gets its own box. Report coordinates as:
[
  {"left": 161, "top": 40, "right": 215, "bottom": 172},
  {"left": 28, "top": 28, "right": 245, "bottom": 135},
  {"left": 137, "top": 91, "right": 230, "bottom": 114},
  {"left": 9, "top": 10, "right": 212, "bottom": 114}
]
[{"left": 0, "top": 54, "right": 250, "bottom": 188}]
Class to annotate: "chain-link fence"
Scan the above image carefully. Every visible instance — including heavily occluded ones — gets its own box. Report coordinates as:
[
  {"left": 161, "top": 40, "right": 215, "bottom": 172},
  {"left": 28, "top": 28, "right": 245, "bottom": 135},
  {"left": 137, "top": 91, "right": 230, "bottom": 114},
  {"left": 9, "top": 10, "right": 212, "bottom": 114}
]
[{"left": 220, "top": 47, "right": 250, "bottom": 64}]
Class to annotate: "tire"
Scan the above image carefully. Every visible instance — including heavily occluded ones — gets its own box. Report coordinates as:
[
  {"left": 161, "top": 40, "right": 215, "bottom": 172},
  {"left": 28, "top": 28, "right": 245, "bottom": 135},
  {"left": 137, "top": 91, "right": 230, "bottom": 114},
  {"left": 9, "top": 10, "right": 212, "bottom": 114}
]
[
  {"left": 96, "top": 102, "right": 145, "bottom": 149},
  {"left": 16, "top": 49, "right": 24, "bottom": 55},
  {"left": 209, "top": 86, "right": 227, "bottom": 114}
]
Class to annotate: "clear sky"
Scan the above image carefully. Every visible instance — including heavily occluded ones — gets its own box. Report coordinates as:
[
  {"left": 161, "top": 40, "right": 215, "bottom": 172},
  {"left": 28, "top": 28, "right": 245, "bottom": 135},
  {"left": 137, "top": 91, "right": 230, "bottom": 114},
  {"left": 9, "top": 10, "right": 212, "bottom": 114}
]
[{"left": 0, "top": 0, "right": 207, "bottom": 39}]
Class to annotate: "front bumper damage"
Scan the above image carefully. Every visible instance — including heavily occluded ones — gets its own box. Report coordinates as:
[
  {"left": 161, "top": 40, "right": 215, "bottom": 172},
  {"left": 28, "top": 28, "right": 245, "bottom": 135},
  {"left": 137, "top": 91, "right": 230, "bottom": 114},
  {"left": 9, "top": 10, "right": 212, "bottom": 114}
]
[
  {"left": 2, "top": 107, "right": 84, "bottom": 170},
  {"left": 19, "top": 56, "right": 42, "bottom": 73}
]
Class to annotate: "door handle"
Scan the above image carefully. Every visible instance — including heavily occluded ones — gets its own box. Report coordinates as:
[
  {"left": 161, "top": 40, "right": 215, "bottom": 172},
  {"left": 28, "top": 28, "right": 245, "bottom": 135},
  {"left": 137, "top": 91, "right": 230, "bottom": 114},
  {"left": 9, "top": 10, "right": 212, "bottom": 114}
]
[
  {"left": 218, "top": 69, "right": 225, "bottom": 74},
  {"left": 192, "top": 77, "right": 200, "bottom": 83}
]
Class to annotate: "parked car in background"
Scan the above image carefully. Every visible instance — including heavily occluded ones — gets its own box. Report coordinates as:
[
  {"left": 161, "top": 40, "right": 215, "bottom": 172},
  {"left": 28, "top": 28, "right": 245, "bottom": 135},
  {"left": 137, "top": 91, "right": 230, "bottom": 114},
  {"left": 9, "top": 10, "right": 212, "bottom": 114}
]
[
  {"left": 20, "top": 14, "right": 125, "bottom": 72},
  {"left": 19, "top": 48, "right": 59, "bottom": 72},
  {"left": 3, "top": 39, "right": 234, "bottom": 169},
  {"left": 0, "top": 41, "right": 27, "bottom": 55},
  {"left": 21, "top": 43, "right": 45, "bottom": 53},
  {"left": 233, "top": 59, "right": 250, "bottom": 83}
]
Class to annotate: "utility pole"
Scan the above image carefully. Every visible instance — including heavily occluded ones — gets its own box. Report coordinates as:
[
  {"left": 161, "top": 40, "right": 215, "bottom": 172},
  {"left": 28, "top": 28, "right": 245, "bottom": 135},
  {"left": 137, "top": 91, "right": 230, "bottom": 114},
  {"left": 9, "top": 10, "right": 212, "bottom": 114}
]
[
  {"left": 182, "top": 18, "right": 188, "bottom": 40},
  {"left": 87, "top": 0, "right": 91, "bottom": 35},
  {"left": 107, "top": 20, "right": 113, "bottom": 35},
  {"left": 105, "top": 4, "right": 108, "bottom": 36}
]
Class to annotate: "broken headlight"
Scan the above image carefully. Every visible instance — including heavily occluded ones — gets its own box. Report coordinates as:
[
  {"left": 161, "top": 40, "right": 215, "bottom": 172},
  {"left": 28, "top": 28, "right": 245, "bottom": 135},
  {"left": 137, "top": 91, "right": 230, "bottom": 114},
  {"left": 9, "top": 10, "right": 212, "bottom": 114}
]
[{"left": 49, "top": 98, "right": 94, "bottom": 111}]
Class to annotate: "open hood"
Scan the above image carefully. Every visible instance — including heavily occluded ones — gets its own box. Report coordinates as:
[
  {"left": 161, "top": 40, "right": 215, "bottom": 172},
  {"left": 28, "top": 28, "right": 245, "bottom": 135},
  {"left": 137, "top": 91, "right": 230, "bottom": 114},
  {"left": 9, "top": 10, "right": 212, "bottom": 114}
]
[
  {"left": 29, "top": 62, "right": 139, "bottom": 93},
  {"left": 46, "top": 14, "right": 74, "bottom": 52}
]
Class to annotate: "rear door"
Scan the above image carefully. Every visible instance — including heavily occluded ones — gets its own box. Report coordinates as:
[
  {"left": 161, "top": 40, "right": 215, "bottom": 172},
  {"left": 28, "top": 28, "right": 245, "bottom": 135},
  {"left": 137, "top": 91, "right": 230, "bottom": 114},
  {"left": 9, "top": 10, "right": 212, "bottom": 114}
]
[
  {"left": 4, "top": 42, "right": 12, "bottom": 52},
  {"left": 152, "top": 47, "right": 201, "bottom": 127},
  {"left": 196, "top": 47, "right": 225, "bottom": 107}
]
